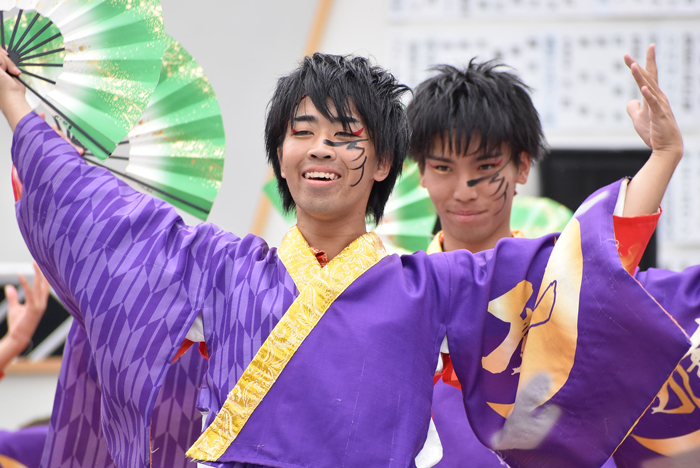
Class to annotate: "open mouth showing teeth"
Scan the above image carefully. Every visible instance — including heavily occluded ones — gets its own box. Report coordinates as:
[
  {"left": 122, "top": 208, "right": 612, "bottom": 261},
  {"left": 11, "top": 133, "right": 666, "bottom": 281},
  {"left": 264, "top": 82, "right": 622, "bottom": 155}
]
[{"left": 304, "top": 172, "right": 339, "bottom": 180}]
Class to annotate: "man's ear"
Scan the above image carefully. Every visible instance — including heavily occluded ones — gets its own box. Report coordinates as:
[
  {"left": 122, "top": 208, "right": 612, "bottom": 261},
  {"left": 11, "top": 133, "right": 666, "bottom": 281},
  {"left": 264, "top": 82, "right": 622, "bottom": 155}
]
[
  {"left": 419, "top": 167, "right": 426, "bottom": 188},
  {"left": 372, "top": 157, "right": 392, "bottom": 183},
  {"left": 277, "top": 147, "right": 286, "bottom": 179},
  {"left": 516, "top": 152, "right": 532, "bottom": 185}
]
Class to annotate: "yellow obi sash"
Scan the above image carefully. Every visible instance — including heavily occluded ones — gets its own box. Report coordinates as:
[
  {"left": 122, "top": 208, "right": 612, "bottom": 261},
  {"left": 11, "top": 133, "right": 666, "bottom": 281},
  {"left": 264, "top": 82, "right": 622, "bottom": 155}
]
[{"left": 187, "top": 226, "right": 387, "bottom": 460}]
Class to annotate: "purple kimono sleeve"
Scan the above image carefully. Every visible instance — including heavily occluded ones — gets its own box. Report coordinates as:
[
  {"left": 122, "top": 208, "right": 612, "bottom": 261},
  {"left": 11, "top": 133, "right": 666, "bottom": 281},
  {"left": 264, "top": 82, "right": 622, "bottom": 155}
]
[
  {"left": 612, "top": 266, "right": 700, "bottom": 467},
  {"left": 38, "top": 319, "right": 208, "bottom": 468},
  {"left": 0, "top": 426, "right": 48, "bottom": 468},
  {"left": 40, "top": 321, "right": 115, "bottom": 468},
  {"left": 10, "top": 112, "right": 239, "bottom": 467},
  {"left": 635, "top": 265, "right": 700, "bottom": 332},
  {"left": 442, "top": 180, "right": 690, "bottom": 468}
]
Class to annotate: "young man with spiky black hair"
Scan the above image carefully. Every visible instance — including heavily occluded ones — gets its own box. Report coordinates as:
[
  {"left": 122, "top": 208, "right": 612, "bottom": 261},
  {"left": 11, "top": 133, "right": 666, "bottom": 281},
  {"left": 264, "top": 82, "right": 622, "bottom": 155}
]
[
  {"left": 407, "top": 59, "right": 546, "bottom": 255},
  {"left": 408, "top": 46, "right": 700, "bottom": 468},
  {"left": 0, "top": 49, "right": 690, "bottom": 468}
]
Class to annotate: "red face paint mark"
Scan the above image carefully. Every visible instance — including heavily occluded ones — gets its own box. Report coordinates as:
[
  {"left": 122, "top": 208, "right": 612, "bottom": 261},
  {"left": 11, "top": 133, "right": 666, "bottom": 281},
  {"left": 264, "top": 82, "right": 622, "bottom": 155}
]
[
  {"left": 351, "top": 127, "right": 364, "bottom": 137},
  {"left": 291, "top": 127, "right": 300, "bottom": 135}
]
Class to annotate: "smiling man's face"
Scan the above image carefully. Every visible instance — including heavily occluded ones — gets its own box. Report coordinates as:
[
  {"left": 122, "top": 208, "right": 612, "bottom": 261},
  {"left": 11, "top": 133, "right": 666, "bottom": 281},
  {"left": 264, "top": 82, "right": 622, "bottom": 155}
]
[
  {"left": 278, "top": 97, "right": 390, "bottom": 225},
  {"left": 420, "top": 135, "right": 531, "bottom": 253}
]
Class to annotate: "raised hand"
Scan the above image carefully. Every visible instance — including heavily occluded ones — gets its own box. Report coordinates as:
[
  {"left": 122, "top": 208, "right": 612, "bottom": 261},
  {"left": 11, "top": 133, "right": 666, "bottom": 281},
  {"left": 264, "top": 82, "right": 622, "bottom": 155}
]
[
  {"left": 624, "top": 44, "right": 683, "bottom": 159},
  {"left": 0, "top": 263, "right": 50, "bottom": 370},
  {"left": 0, "top": 48, "right": 32, "bottom": 130},
  {"left": 624, "top": 45, "right": 657, "bottom": 148},
  {"left": 622, "top": 44, "right": 684, "bottom": 217}
]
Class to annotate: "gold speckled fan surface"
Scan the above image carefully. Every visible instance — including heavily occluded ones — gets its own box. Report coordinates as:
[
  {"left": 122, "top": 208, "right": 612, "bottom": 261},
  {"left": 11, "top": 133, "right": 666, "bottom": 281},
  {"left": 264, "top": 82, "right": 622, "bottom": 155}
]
[{"left": 1, "top": 0, "right": 166, "bottom": 159}]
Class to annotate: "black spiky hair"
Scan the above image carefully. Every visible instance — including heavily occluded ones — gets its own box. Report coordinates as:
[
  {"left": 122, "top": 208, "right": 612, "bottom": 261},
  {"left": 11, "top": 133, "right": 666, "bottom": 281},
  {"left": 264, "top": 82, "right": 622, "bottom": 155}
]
[
  {"left": 265, "top": 53, "right": 411, "bottom": 225},
  {"left": 407, "top": 59, "right": 546, "bottom": 169}
]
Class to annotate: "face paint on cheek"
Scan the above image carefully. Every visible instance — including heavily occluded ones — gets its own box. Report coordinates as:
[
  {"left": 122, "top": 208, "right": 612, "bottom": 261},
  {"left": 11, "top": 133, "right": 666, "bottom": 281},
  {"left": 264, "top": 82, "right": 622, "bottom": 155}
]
[
  {"left": 494, "top": 182, "right": 509, "bottom": 214},
  {"left": 349, "top": 155, "right": 367, "bottom": 187},
  {"left": 464, "top": 158, "right": 513, "bottom": 213},
  {"left": 351, "top": 127, "right": 364, "bottom": 137},
  {"left": 322, "top": 138, "right": 369, "bottom": 187}
]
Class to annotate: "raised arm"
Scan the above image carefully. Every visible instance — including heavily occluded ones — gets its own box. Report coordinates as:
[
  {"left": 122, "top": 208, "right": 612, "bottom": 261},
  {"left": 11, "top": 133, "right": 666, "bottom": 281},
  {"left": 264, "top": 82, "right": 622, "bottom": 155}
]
[
  {"left": 622, "top": 44, "right": 683, "bottom": 217},
  {"left": 1, "top": 49, "right": 245, "bottom": 466}
]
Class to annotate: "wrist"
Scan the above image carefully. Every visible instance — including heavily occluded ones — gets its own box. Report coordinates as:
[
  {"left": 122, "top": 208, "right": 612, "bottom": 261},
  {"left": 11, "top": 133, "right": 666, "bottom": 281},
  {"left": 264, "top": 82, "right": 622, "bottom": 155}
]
[
  {"left": 650, "top": 144, "right": 683, "bottom": 165},
  {"left": 5, "top": 330, "right": 31, "bottom": 354},
  {"left": 0, "top": 93, "right": 32, "bottom": 131},
  {"left": 0, "top": 335, "right": 25, "bottom": 372}
]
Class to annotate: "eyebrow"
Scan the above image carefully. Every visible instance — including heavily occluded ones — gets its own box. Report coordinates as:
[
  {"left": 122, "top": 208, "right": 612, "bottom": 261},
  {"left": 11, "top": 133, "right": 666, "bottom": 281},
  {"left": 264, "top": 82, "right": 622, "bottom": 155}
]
[
  {"left": 425, "top": 151, "right": 502, "bottom": 163},
  {"left": 292, "top": 114, "right": 361, "bottom": 125},
  {"left": 425, "top": 155, "right": 454, "bottom": 163},
  {"left": 475, "top": 151, "right": 503, "bottom": 161},
  {"left": 292, "top": 115, "right": 317, "bottom": 124}
]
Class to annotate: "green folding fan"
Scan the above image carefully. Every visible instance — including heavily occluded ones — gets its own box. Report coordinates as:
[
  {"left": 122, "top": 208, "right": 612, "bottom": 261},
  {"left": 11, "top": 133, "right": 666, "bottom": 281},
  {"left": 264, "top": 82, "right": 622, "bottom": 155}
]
[
  {"left": 372, "top": 161, "right": 436, "bottom": 253},
  {"left": 510, "top": 196, "right": 573, "bottom": 238},
  {"left": 74, "top": 34, "right": 225, "bottom": 220},
  {"left": 1, "top": 0, "right": 166, "bottom": 159}
]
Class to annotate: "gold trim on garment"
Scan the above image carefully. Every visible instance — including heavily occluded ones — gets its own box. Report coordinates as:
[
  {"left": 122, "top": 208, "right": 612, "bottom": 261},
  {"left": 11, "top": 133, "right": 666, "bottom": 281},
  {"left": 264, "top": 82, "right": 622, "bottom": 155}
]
[{"left": 426, "top": 230, "right": 525, "bottom": 255}]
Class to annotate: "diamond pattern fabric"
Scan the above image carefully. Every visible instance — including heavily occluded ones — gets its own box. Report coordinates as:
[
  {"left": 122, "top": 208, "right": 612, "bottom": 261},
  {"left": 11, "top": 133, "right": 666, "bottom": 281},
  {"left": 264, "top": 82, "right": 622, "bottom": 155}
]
[{"left": 12, "top": 113, "right": 289, "bottom": 467}]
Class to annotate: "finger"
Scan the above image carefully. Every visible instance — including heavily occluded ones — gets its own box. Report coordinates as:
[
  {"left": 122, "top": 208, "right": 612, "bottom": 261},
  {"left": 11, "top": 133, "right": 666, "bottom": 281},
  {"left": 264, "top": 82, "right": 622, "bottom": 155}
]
[
  {"left": 18, "top": 274, "right": 31, "bottom": 307},
  {"left": 634, "top": 63, "right": 671, "bottom": 112},
  {"left": 0, "top": 48, "right": 8, "bottom": 56},
  {"left": 645, "top": 44, "right": 658, "bottom": 85},
  {"left": 1, "top": 55, "right": 22, "bottom": 76},
  {"left": 32, "top": 261, "right": 46, "bottom": 291},
  {"left": 4, "top": 284, "right": 18, "bottom": 307},
  {"left": 633, "top": 61, "right": 663, "bottom": 95},
  {"left": 38, "top": 112, "right": 46, "bottom": 120},
  {"left": 32, "top": 262, "right": 50, "bottom": 304},
  {"left": 33, "top": 262, "right": 45, "bottom": 283},
  {"left": 626, "top": 99, "right": 642, "bottom": 119},
  {"left": 630, "top": 63, "right": 661, "bottom": 100},
  {"left": 640, "top": 86, "right": 664, "bottom": 115}
]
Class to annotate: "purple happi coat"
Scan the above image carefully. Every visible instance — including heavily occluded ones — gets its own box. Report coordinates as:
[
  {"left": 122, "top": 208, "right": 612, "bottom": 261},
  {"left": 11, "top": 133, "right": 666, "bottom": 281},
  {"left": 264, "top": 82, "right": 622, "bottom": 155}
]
[
  {"left": 431, "top": 245, "right": 700, "bottom": 468},
  {"left": 11, "top": 113, "right": 691, "bottom": 468},
  {"left": 0, "top": 321, "right": 206, "bottom": 468},
  {"left": 40, "top": 320, "right": 206, "bottom": 468},
  {"left": 612, "top": 266, "right": 700, "bottom": 467},
  {"left": 431, "top": 379, "right": 504, "bottom": 467},
  {"left": 0, "top": 425, "right": 48, "bottom": 468}
]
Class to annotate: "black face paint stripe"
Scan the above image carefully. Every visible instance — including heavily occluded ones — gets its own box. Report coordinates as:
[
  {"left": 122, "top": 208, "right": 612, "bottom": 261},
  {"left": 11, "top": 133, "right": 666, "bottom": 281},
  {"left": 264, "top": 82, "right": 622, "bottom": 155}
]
[
  {"left": 466, "top": 160, "right": 510, "bottom": 187},
  {"left": 321, "top": 138, "right": 369, "bottom": 187},
  {"left": 494, "top": 182, "right": 509, "bottom": 214},
  {"left": 463, "top": 157, "right": 514, "bottom": 213},
  {"left": 322, "top": 138, "right": 368, "bottom": 148},
  {"left": 491, "top": 176, "right": 506, "bottom": 197},
  {"left": 349, "top": 156, "right": 367, "bottom": 187}
]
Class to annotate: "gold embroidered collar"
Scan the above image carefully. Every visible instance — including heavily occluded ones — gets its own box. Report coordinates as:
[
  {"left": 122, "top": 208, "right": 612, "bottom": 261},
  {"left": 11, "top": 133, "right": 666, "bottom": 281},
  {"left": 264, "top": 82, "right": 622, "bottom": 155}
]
[{"left": 427, "top": 230, "right": 524, "bottom": 254}]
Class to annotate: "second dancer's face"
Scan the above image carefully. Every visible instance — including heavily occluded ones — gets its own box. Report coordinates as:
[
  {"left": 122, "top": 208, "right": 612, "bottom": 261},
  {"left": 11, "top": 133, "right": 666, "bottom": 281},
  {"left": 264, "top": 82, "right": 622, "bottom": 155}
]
[{"left": 421, "top": 136, "right": 531, "bottom": 253}]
